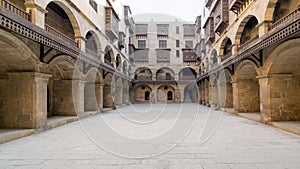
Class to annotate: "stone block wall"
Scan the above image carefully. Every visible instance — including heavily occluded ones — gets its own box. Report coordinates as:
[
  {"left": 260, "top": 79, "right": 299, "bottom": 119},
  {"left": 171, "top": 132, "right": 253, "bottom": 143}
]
[{"left": 0, "top": 72, "right": 50, "bottom": 129}]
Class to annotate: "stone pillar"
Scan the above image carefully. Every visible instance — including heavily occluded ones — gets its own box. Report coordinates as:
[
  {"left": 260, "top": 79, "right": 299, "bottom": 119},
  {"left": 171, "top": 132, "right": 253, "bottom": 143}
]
[
  {"left": 231, "top": 44, "right": 239, "bottom": 55},
  {"left": 84, "top": 82, "right": 98, "bottom": 112},
  {"left": 258, "top": 74, "right": 299, "bottom": 123},
  {"left": 232, "top": 79, "right": 260, "bottom": 113},
  {"left": 204, "top": 84, "right": 209, "bottom": 106},
  {"left": 175, "top": 88, "right": 181, "bottom": 103},
  {"left": 53, "top": 79, "right": 85, "bottom": 116},
  {"left": 76, "top": 36, "right": 86, "bottom": 49},
  {"left": 211, "top": 83, "right": 218, "bottom": 108},
  {"left": 208, "top": 84, "right": 213, "bottom": 106},
  {"left": 98, "top": 83, "right": 104, "bottom": 110},
  {"left": 152, "top": 88, "right": 158, "bottom": 103},
  {"left": 114, "top": 85, "right": 123, "bottom": 106},
  {"left": 258, "top": 20, "right": 272, "bottom": 37},
  {"left": 0, "top": 72, "right": 51, "bottom": 129},
  {"left": 24, "top": 2, "right": 47, "bottom": 28}
]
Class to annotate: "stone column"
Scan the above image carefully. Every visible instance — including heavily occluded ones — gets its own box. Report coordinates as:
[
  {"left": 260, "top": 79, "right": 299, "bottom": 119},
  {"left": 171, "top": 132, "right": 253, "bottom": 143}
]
[
  {"left": 258, "top": 20, "right": 272, "bottom": 37},
  {"left": 114, "top": 85, "right": 123, "bottom": 106},
  {"left": 175, "top": 88, "right": 181, "bottom": 103},
  {"left": 76, "top": 36, "right": 86, "bottom": 49},
  {"left": 24, "top": 2, "right": 47, "bottom": 28},
  {"left": 211, "top": 83, "right": 218, "bottom": 108},
  {"left": 204, "top": 84, "right": 209, "bottom": 106},
  {"left": 258, "top": 74, "right": 299, "bottom": 123},
  {"left": 84, "top": 82, "right": 98, "bottom": 112},
  {"left": 98, "top": 83, "right": 104, "bottom": 110},
  {"left": 53, "top": 79, "right": 85, "bottom": 116},
  {"left": 0, "top": 72, "right": 51, "bottom": 129}
]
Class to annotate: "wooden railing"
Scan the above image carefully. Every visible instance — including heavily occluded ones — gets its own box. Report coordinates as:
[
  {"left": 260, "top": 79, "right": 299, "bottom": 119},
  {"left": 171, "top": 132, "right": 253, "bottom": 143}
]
[
  {"left": 45, "top": 24, "right": 78, "bottom": 47},
  {"left": 269, "top": 6, "right": 300, "bottom": 31},
  {"left": 221, "top": 52, "right": 232, "bottom": 62},
  {"left": 0, "top": 0, "right": 31, "bottom": 21},
  {"left": 238, "top": 36, "right": 259, "bottom": 51}
]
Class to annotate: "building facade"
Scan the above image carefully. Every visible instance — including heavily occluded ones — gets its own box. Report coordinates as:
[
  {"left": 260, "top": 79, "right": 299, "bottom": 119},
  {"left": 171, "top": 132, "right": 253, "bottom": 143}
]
[
  {"left": 0, "top": 0, "right": 299, "bottom": 133},
  {"left": 130, "top": 18, "right": 201, "bottom": 103},
  {"left": 197, "top": 0, "right": 300, "bottom": 123},
  {"left": 0, "top": 0, "right": 134, "bottom": 130}
]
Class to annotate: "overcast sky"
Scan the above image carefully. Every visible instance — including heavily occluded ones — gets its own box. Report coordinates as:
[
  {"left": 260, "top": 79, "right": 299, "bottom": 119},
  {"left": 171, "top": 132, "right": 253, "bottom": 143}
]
[{"left": 124, "top": 0, "right": 203, "bottom": 22}]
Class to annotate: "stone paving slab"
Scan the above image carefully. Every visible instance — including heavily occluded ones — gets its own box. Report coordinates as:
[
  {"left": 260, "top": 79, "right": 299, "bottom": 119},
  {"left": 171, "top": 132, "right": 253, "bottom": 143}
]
[{"left": 0, "top": 104, "right": 300, "bottom": 168}]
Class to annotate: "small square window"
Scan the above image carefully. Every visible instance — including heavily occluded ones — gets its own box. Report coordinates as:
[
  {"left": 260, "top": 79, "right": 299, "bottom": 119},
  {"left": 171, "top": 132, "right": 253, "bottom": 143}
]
[
  {"left": 141, "top": 86, "right": 146, "bottom": 90},
  {"left": 164, "top": 86, "right": 168, "bottom": 90},
  {"left": 176, "top": 26, "right": 180, "bottom": 34},
  {"left": 176, "top": 50, "right": 180, "bottom": 57}
]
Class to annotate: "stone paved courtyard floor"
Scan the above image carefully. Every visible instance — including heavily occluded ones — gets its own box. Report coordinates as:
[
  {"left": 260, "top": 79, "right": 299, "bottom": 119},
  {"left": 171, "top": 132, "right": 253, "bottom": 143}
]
[{"left": 1, "top": 103, "right": 300, "bottom": 169}]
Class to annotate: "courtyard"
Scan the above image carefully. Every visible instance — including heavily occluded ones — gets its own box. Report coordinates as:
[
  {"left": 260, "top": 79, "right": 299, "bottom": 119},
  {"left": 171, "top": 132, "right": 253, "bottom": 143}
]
[{"left": 0, "top": 104, "right": 300, "bottom": 169}]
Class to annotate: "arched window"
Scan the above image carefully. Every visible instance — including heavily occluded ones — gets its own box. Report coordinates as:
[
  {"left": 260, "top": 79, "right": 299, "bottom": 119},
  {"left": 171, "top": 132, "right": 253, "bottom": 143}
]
[{"left": 166, "top": 73, "right": 171, "bottom": 80}]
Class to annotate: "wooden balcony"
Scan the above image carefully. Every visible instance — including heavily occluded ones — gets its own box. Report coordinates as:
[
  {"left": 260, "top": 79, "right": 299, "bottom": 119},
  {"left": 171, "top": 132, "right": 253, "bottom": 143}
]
[
  {"left": 105, "top": 6, "right": 119, "bottom": 42},
  {"left": 204, "top": 17, "right": 215, "bottom": 43},
  {"left": 45, "top": 24, "right": 78, "bottom": 47},
  {"left": 197, "top": 4, "right": 300, "bottom": 81},
  {"left": 229, "top": 0, "right": 243, "bottom": 14},
  {"left": 205, "top": 0, "right": 214, "bottom": 8},
  {"left": 221, "top": 52, "right": 232, "bottom": 62},
  {"left": 213, "top": 0, "right": 229, "bottom": 35},
  {"left": 118, "top": 32, "right": 125, "bottom": 50},
  {"left": 182, "top": 49, "right": 197, "bottom": 62},
  {"left": 0, "top": 0, "right": 31, "bottom": 21},
  {"left": 269, "top": 6, "right": 300, "bottom": 31}
]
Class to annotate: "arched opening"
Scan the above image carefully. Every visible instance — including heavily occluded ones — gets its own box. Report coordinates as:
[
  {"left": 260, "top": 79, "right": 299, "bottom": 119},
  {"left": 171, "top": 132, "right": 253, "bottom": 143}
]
[
  {"left": 238, "top": 16, "right": 259, "bottom": 45},
  {"left": 84, "top": 68, "right": 102, "bottom": 112},
  {"left": 261, "top": 38, "right": 300, "bottom": 122},
  {"left": 233, "top": 61, "right": 260, "bottom": 113},
  {"left": 85, "top": 31, "right": 98, "bottom": 56},
  {"left": 145, "top": 91, "right": 151, "bottom": 101},
  {"left": 156, "top": 67, "right": 175, "bottom": 80},
  {"left": 167, "top": 91, "right": 173, "bottom": 101},
  {"left": 45, "top": 2, "right": 79, "bottom": 44},
  {"left": 272, "top": 0, "right": 300, "bottom": 23},
  {"left": 116, "top": 54, "right": 121, "bottom": 70},
  {"left": 103, "top": 73, "right": 114, "bottom": 108},
  {"left": 179, "top": 67, "right": 197, "bottom": 80},
  {"left": 218, "top": 69, "right": 233, "bottom": 108},
  {"left": 157, "top": 85, "right": 175, "bottom": 102},
  {"left": 47, "top": 55, "right": 83, "bottom": 117},
  {"left": 0, "top": 30, "right": 42, "bottom": 129},
  {"left": 184, "top": 83, "right": 199, "bottom": 103},
  {"left": 133, "top": 84, "right": 152, "bottom": 103},
  {"left": 166, "top": 73, "right": 171, "bottom": 80},
  {"left": 123, "top": 61, "right": 128, "bottom": 74},
  {"left": 134, "top": 67, "right": 152, "bottom": 80},
  {"left": 220, "top": 37, "right": 233, "bottom": 56},
  {"left": 211, "top": 49, "right": 218, "bottom": 65},
  {"left": 104, "top": 46, "right": 114, "bottom": 67}
]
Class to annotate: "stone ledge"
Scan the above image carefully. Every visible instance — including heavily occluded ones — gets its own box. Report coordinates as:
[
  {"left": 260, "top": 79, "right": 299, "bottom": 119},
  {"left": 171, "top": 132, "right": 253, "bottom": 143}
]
[{"left": 0, "top": 129, "right": 35, "bottom": 144}]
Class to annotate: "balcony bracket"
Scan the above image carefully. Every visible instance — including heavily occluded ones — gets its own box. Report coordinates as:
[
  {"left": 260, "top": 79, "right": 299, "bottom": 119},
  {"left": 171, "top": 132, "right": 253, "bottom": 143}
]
[
  {"left": 225, "top": 64, "right": 235, "bottom": 75},
  {"left": 39, "top": 44, "right": 53, "bottom": 63},
  {"left": 251, "top": 49, "right": 263, "bottom": 67},
  {"left": 83, "top": 62, "right": 94, "bottom": 74}
]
